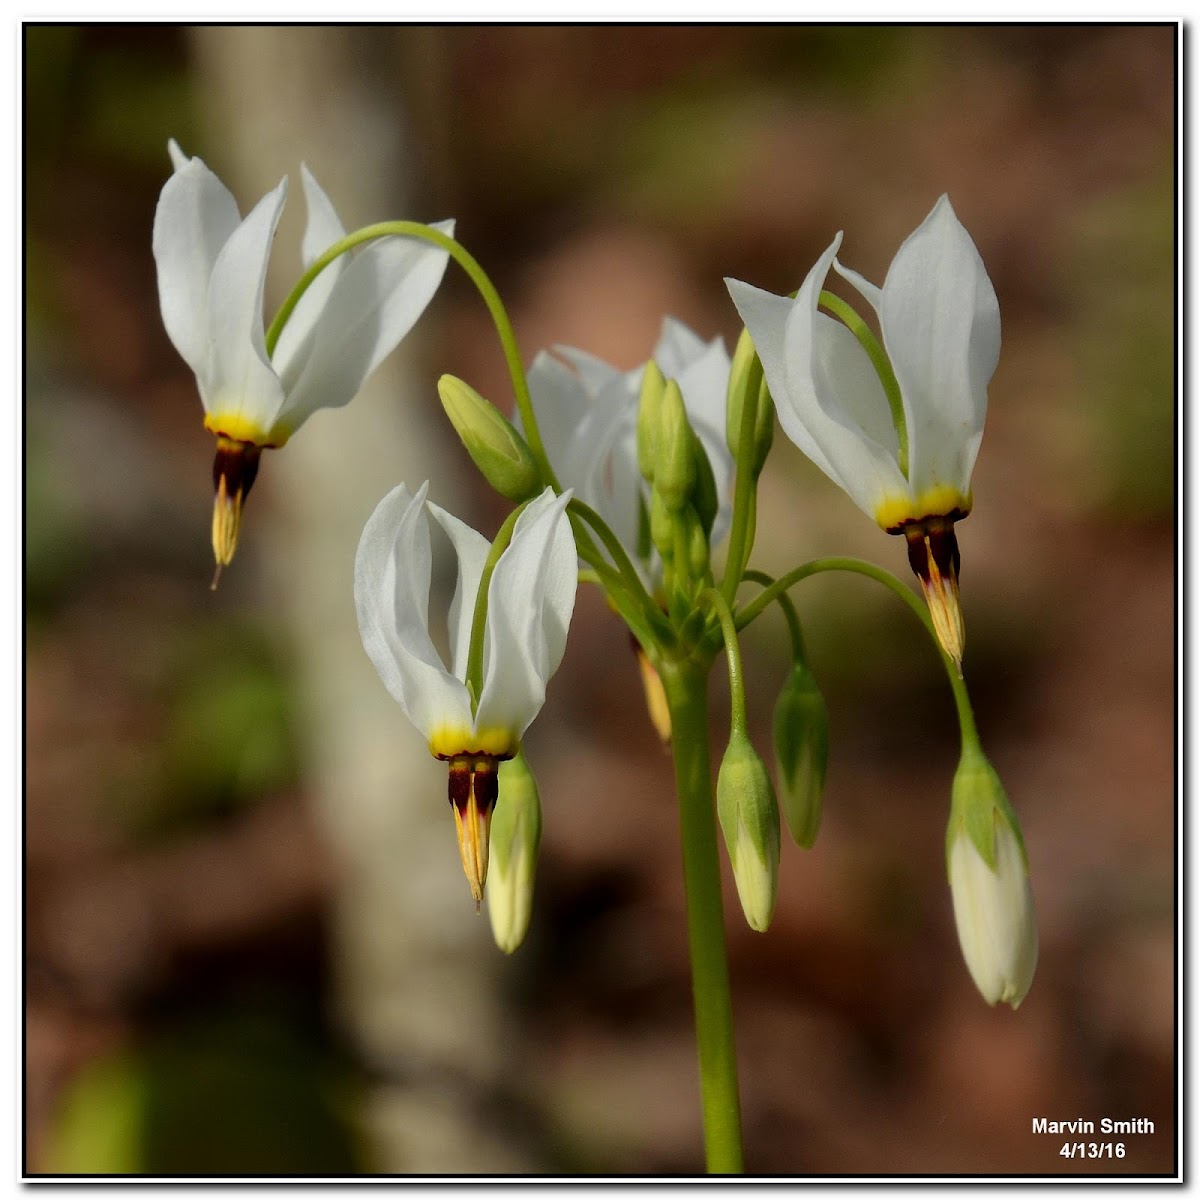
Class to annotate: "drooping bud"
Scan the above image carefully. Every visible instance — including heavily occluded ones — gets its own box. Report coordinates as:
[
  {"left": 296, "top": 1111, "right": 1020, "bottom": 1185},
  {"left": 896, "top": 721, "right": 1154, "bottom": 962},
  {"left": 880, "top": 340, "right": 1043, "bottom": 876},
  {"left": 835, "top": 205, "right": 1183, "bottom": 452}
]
[
  {"left": 772, "top": 660, "right": 829, "bottom": 848},
  {"left": 448, "top": 754, "right": 501, "bottom": 908},
  {"left": 654, "top": 379, "right": 696, "bottom": 513},
  {"left": 716, "top": 730, "right": 780, "bottom": 932},
  {"left": 486, "top": 752, "right": 542, "bottom": 953},
  {"left": 632, "top": 636, "right": 672, "bottom": 742},
  {"left": 726, "top": 328, "right": 775, "bottom": 478},
  {"left": 902, "top": 516, "right": 965, "bottom": 671},
  {"left": 438, "top": 375, "right": 540, "bottom": 502},
  {"left": 210, "top": 436, "right": 262, "bottom": 588},
  {"left": 945, "top": 748, "right": 1037, "bottom": 1009},
  {"left": 636, "top": 360, "right": 666, "bottom": 483}
]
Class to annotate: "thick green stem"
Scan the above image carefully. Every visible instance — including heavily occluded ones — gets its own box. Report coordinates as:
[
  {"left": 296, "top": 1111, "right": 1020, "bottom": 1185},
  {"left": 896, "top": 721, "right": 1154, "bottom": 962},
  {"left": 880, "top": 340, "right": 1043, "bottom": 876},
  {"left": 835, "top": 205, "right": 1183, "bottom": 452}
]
[
  {"left": 265, "top": 220, "right": 560, "bottom": 489},
  {"left": 661, "top": 658, "right": 744, "bottom": 1174},
  {"left": 735, "top": 555, "right": 979, "bottom": 749}
]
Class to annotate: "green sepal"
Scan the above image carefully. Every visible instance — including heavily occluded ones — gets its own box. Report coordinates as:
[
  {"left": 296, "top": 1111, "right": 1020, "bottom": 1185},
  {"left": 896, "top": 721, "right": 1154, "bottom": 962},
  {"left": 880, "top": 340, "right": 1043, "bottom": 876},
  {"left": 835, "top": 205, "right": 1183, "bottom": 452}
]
[{"left": 946, "top": 747, "right": 1028, "bottom": 874}]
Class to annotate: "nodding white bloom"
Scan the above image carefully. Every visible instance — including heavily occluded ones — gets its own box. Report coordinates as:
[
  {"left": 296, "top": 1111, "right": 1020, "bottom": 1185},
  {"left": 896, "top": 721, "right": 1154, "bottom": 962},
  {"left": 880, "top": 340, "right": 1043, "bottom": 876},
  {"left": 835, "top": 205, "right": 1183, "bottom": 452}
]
[
  {"left": 354, "top": 483, "right": 576, "bottom": 904},
  {"left": 725, "top": 196, "right": 1000, "bottom": 668},
  {"left": 152, "top": 139, "right": 453, "bottom": 576},
  {"left": 524, "top": 317, "right": 734, "bottom": 590}
]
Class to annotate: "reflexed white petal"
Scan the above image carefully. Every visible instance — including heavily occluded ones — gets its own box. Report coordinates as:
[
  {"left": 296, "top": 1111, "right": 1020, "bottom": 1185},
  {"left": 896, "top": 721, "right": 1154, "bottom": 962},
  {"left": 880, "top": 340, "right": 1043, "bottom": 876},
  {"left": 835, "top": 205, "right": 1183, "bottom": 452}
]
[
  {"left": 427, "top": 501, "right": 491, "bottom": 681},
  {"left": 727, "top": 237, "right": 910, "bottom": 521},
  {"left": 653, "top": 316, "right": 710, "bottom": 377},
  {"left": 949, "top": 821, "right": 1038, "bottom": 1008},
  {"left": 271, "top": 164, "right": 350, "bottom": 392},
  {"left": 525, "top": 351, "right": 596, "bottom": 468},
  {"left": 784, "top": 245, "right": 910, "bottom": 517},
  {"left": 204, "top": 177, "right": 289, "bottom": 432},
  {"left": 354, "top": 482, "right": 473, "bottom": 741},
  {"left": 726, "top": 274, "right": 841, "bottom": 486},
  {"left": 830, "top": 257, "right": 883, "bottom": 314},
  {"left": 475, "top": 489, "right": 577, "bottom": 737},
  {"left": 878, "top": 194, "right": 1000, "bottom": 496},
  {"left": 675, "top": 335, "right": 733, "bottom": 441},
  {"left": 273, "top": 219, "right": 454, "bottom": 431},
  {"left": 563, "top": 383, "right": 643, "bottom": 556},
  {"left": 553, "top": 344, "right": 625, "bottom": 396},
  {"left": 152, "top": 153, "right": 242, "bottom": 398},
  {"left": 167, "top": 138, "right": 190, "bottom": 172}
]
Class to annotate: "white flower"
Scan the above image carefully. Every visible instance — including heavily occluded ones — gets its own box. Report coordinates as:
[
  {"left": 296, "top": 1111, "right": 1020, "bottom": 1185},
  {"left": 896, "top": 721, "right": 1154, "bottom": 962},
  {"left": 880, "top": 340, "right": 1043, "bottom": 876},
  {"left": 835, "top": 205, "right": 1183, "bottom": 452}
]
[
  {"left": 354, "top": 482, "right": 576, "bottom": 902},
  {"left": 725, "top": 197, "right": 1000, "bottom": 667},
  {"left": 948, "top": 817, "right": 1038, "bottom": 1009},
  {"left": 525, "top": 317, "right": 734, "bottom": 588},
  {"left": 152, "top": 139, "right": 453, "bottom": 571}
]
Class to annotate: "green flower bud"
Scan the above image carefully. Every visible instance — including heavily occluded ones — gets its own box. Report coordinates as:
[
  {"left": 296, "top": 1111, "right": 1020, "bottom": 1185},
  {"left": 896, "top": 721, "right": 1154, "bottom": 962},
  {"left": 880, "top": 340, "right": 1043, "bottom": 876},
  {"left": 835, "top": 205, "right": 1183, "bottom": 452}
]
[
  {"left": 438, "top": 375, "right": 540, "bottom": 502},
  {"left": 716, "top": 730, "right": 780, "bottom": 933},
  {"left": 945, "top": 749, "right": 1037, "bottom": 1009},
  {"left": 654, "top": 379, "right": 696, "bottom": 512},
  {"left": 636, "top": 360, "right": 666, "bottom": 483},
  {"left": 649, "top": 485, "right": 675, "bottom": 562},
  {"left": 726, "top": 328, "right": 775, "bottom": 477},
  {"left": 486, "top": 752, "right": 543, "bottom": 954},
  {"left": 772, "top": 661, "right": 829, "bottom": 848},
  {"left": 686, "top": 508, "right": 710, "bottom": 580}
]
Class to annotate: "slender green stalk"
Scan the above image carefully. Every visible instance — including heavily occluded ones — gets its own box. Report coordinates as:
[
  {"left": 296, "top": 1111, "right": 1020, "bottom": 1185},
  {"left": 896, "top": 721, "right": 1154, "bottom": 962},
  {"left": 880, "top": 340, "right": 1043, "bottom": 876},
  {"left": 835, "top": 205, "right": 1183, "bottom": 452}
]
[
  {"left": 567, "top": 498, "right": 659, "bottom": 620},
  {"left": 741, "top": 568, "right": 807, "bottom": 662},
  {"left": 735, "top": 555, "right": 978, "bottom": 748},
  {"left": 721, "top": 355, "right": 763, "bottom": 604},
  {"left": 699, "top": 589, "right": 747, "bottom": 736},
  {"left": 661, "top": 657, "right": 744, "bottom": 1174},
  {"left": 818, "top": 289, "right": 908, "bottom": 478},
  {"left": 265, "top": 220, "right": 560, "bottom": 489}
]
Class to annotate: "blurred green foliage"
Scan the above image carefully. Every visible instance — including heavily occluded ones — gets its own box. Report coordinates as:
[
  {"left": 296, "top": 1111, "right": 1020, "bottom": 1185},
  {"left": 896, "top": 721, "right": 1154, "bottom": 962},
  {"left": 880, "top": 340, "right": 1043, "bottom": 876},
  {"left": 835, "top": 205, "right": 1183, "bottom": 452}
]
[
  {"left": 112, "top": 619, "right": 301, "bottom": 840},
  {"left": 43, "top": 999, "right": 361, "bottom": 1175},
  {"left": 1072, "top": 165, "right": 1174, "bottom": 520}
]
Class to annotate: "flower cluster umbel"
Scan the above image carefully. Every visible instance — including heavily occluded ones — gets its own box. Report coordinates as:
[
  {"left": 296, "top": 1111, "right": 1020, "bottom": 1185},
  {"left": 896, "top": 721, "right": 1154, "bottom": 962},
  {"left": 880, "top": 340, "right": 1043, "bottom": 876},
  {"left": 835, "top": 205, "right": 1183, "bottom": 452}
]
[{"left": 154, "top": 141, "right": 1035, "bottom": 1008}]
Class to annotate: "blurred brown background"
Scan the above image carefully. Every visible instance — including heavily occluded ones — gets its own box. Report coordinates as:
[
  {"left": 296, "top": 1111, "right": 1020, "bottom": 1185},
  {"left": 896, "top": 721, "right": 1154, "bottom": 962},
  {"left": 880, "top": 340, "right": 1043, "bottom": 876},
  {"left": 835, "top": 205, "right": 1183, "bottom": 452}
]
[{"left": 24, "top": 23, "right": 1176, "bottom": 1176}]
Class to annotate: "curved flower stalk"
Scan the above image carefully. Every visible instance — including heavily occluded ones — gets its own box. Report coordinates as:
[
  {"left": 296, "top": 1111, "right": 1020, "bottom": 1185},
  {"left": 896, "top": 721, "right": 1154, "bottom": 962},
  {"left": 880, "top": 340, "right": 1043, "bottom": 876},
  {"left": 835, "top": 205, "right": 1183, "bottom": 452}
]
[
  {"left": 152, "top": 139, "right": 453, "bottom": 578},
  {"left": 354, "top": 482, "right": 576, "bottom": 903},
  {"left": 525, "top": 317, "right": 734, "bottom": 591},
  {"left": 725, "top": 196, "right": 1000, "bottom": 668}
]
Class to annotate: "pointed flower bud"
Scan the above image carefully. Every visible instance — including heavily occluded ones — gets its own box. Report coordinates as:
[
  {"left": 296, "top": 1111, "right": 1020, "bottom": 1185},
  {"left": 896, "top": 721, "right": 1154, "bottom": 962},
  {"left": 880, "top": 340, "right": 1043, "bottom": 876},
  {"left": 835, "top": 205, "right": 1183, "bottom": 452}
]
[
  {"left": 716, "top": 730, "right": 780, "bottom": 932},
  {"left": 633, "top": 637, "right": 672, "bottom": 742},
  {"left": 655, "top": 379, "right": 696, "bottom": 513},
  {"left": 486, "top": 753, "right": 543, "bottom": 953},
  {"left": 772, "top": 660, "right": 829, "bottom": 848},
  {"left": 438, "top": 374, "right": 541, "bottom": 502},
  {"left": 689, "top": 428, "right": 719, "bottom": 539},
  {"left": 636, "top": 359, "right": 666, "bottom": 483},
  {"left": 725, "top": 327, "right": 775, "bottom": 478},
  {"left": 946, "top": 749, "right": 1037, "bottom": 1009}
]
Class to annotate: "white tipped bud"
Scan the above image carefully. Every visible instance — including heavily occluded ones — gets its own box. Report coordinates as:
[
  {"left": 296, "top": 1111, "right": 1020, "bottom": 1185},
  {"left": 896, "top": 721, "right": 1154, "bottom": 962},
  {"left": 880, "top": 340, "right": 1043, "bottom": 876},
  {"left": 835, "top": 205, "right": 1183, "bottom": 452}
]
[
  {"left": 946, "top": 752, "right": 1037, "bottom": 1008},
  {"left": 486, "top": 753, "right": 542, "bottom": 954},
  {"left": 716, "top": 731, "right": 780, "bottom": 933}
]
